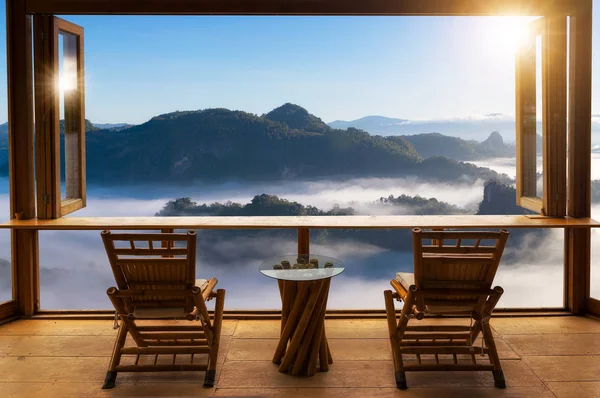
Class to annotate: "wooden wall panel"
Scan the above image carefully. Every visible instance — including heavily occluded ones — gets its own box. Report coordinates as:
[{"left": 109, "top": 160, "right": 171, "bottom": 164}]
[
  {"left": 6, "top": 0, "right": 39, "bottom": 316},
  {"left": 565, "top": 0, "right": 593, "bottom": 314},
  {"left": 542, "top": 15, "right": 567, "bottom": 217}
]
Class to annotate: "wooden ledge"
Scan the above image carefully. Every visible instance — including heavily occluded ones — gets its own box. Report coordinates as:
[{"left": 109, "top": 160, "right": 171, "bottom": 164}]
[{"left": 0, "top": 215, "right": 598, "bottom": 230}]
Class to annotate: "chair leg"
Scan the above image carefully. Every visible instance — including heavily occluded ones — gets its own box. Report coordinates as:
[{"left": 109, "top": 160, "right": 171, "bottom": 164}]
[
  {"left": 481, "top": 321, "right": 506, "bottom": 389},
  {"left": 395, "top": 370, "right": 408, "bottom": 390},
  {"left": 492, "top": 369, "right": 506, "bottom": 389},
  {"left": 384, "top": 290, "right": 407, "bottom": 390},
  {"left": 204, "top": 289, "right": 225, "bottom": 388},
  {"left": 102, "top": 321, "right": 128, "bottom": 389}
]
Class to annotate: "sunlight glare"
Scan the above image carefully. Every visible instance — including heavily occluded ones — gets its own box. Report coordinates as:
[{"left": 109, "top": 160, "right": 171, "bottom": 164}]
[
  {"left": 482, "top": 17, "right": 535, "bottom": 57},
  {"left": 58, "top": 71, "right": 77, "bottom": 94}
]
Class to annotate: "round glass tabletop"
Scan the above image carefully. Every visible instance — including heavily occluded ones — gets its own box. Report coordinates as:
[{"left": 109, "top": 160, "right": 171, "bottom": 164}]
[{"left": 259, "top": 253, "right": 345, "bottom": 282}]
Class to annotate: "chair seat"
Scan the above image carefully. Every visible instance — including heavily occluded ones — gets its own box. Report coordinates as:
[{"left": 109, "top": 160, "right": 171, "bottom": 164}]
[
  {"left": 133, "top": 279, "right": 210, "bottom": 319},
  {"left": 395, "top": 272, "right": 474, "bottom": 314}
]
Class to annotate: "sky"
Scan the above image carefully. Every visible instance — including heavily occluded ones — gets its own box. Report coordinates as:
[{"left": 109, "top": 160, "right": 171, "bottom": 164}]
[{"left": 0, "top": 5, "right": 599, "bottom": 124}]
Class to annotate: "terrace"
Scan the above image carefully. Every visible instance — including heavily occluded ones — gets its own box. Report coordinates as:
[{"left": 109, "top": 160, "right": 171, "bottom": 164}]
[{"left": 1, "top": 0, "right": 599, "bottom": 396}]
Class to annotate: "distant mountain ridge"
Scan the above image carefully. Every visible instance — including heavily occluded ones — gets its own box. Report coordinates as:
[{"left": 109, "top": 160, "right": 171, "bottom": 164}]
[
  {"left": 78, "top": 103, "right": 508, "bottom": 184},
  {"left": 0, "top": 104, "right": 511, "bottom": 184},
  {"left": 397, "top": 131, "right": 515, "bottom": 160},
  {"left": 329, "top": 114, "right": 539, "bottom": 142}
]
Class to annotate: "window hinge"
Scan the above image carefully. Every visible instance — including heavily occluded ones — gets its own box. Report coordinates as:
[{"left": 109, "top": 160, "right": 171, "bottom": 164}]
[{"left": 42, "top": 193, "right": 50, "bottom": 205}]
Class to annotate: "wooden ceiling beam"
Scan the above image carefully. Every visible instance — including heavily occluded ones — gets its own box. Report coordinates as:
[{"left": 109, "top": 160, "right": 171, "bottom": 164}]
[{"left": 25, "top": 0, "right": 574, "bottom": 16}]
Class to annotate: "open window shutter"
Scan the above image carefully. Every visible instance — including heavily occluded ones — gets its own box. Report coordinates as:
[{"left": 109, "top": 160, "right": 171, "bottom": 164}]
[
  {"left": 34, "top": 16, "right": 86, "bottom": 219},
  {"left": 515, "top": 16, "right": 567, "bottom": 216}
]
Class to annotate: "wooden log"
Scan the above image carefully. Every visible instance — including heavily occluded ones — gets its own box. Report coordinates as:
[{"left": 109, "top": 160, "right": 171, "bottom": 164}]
[
  {"left": 279, "top": 280, "right": 325, "bottom": 372},
  {"left": 293, "top": 278, "right": 329, "bottom": 375},
  {"left": 272, "top": 282, "right": 309, "bottom": 364},
  {"left": 305, "top": 278, "right": 331, "bottom": 375},
  {"left": 280, "top": 281, "right": 296, "bottom": 336}
]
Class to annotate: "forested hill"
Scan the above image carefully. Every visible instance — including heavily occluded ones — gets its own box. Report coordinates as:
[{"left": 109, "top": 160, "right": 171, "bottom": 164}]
[
  {"left": 79, "top": 104, "right": 506, "bottom": 184},
  {"left": 0, "top": 103, "right": 511, "bottom": 184},
  {"left": 156, "top": 192, "right": 469, "bottom": 217},
  {"left": 397, "top": 131, "right": 515, "bottom": 160}
]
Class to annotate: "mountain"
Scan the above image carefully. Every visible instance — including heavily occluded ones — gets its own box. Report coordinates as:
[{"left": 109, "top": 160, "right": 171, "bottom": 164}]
[
  {"left": 393, "top": 131, "right": 515, "bottom": 160},
  {"left": 0, "top": 104, "right": 509, "bottom": 184},
  {"left": 79, "top": 104, "right": 507, "bottom": 184},
  {"left": 92, "top": 123, "right": 133, "bottom": 131},
  {"left": 264, "top": 103, "right": 329, "bottom": 133},
  {"left": 329, "top": 116, "right": 409, "bottom": 132},
  {"left": 328, "top": 114, "right": 533, "bottom": 142},
  {"left": 477, "top": 180, "right": 533, "bottom": 215}
]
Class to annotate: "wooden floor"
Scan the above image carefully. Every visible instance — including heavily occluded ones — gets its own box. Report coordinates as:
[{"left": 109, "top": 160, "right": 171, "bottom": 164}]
[{"left": 1, "top": 315, "right": 600, "bottom": 397}]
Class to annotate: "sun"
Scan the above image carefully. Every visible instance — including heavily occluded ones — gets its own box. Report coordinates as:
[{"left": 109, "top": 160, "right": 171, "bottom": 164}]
[
  {"left": 58, "top": 71, "right": 77, "bottom": 94},
  {"left": 482, "top": 17, "right": 537, "bottom": 57}
]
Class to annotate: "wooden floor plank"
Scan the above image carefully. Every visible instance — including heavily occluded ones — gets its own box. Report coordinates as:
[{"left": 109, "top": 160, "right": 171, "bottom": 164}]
[
  {"left": 0, "top": 382, "right": 216, "bottom": 398},
  {"left": 0, "top": 335, "right": 115, "bottom": 356},
  {"left": 503, "top": 334, "right": 600, "bottom": 356},
  {"left": 3, "top": 317, "right": 600, "bottom": 396},
  {"left": 0, "top": 319, "right": 237, "bottom": 336},
  {"left": 546, "top": 381, "right": 600, "bottom": 398},
  {"left": 491, "top": 316, "right": 600, "bottom": 335},
  {"left": 213, "top": 386, "right": 555, "bottom": 397},
  {"left": 524, "top": 356, "right": 600, "bottom": 382},
  {"left": 227, "top": 337, "right": 518, "bottom": 362},
  {"left": 234, "top": 318, "right": 499, "bottom": 339},
  {"left": 217, "top": 359, "right": 541, "bottom": 389},
  {"left": 0, "top": 335, "right": 231, "bottom": 360}
]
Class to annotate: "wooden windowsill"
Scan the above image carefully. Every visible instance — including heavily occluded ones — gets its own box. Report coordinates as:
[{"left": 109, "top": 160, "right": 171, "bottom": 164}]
[{"left": 0, "top": 215, "right": 598, "bottom": 230}]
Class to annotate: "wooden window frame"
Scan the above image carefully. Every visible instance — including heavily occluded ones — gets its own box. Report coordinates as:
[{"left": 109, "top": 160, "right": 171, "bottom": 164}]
[
  {"left": 6, "top": 0, "right": 593, "bottom": 316},
  {"left": 516, "top": 16, "right": 567, "bottom": 216},
  {"left": 34, "top": 16, "right": 86, "bottom": 219}
]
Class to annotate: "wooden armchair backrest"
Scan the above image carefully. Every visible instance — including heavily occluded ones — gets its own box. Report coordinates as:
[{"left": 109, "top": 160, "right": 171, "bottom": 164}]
[
  {"left": 101, "top": 230, "right": 197, "bottom": 312},
  {"left": 412, "top": 228, "right": 509, "bottom": 312}
]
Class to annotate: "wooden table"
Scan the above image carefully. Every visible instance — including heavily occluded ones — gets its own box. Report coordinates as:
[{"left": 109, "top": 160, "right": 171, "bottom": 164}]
[{"left": 260, "top": 254, "right": 344, "bottom": 376}]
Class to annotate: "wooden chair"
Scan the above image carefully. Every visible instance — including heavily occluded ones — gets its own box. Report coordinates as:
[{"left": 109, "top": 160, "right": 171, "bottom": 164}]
[
  {"left": 101, "top": 230, "right": 225, "bottom": 389},
  {"left": 384, "top": 228, "right": 509, "bottom": 390}
]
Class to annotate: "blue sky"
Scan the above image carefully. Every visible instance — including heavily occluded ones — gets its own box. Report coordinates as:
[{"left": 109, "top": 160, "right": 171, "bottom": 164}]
[{"left": 0, "top": 6, "right": 599, "bottom": 124}]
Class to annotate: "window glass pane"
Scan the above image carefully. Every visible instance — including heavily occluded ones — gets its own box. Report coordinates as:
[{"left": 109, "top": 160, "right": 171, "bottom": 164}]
[
  {"left": 36, "top": 15, "right": 564, "bottom": 310},
  {"left": 0, "top": 0, "right": 10, "bottom": 303},
  {"left": 535, "top": 35, "right": 543, "bottom": 198},
  {"left": 58, "top": 31, "right": 81, "bottom": 201}
]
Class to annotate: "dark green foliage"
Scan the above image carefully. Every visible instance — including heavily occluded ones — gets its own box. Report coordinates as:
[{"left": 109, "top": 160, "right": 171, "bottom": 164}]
[
  {"left": 477, "top": 180, "right": 534, "bottom": 215},
  {"left": 377, "top": 194, "right": 469, "bottom": 215},
  {"left": 156, "top": 194, "right": 354, "bottom": 217},
  {"left": 264, "top": 103, "right": 330, "bottom": 133}
]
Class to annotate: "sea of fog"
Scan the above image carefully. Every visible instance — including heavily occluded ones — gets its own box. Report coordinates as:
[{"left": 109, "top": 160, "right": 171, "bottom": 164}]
[{"left": 0, "top": 155, "right": 599, "bottom": 310}]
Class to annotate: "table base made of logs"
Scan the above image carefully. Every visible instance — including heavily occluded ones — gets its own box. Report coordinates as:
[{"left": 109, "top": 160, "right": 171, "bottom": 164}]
[{"left": 272, "top": 278, "right": 334, "bottom": 376}]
